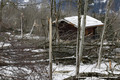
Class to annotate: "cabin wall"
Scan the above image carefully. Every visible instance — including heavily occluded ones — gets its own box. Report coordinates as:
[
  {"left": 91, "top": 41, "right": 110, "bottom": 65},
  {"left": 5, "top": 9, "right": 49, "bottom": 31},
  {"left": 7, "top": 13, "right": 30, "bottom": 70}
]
[
  {"left": 58, "top": 21, "right": 98, "bottom": 40},
  {"left": 58, "top": 21, "right": 77, "bottom": 40},
  {"left": 85, "top": 27, "right": 97, "bottom": 36}
]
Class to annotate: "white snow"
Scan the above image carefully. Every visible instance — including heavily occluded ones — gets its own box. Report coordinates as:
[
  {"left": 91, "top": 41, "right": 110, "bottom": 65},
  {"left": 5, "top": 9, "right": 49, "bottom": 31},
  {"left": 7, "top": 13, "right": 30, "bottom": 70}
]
[
  {"left": 63, "top": 15, "right": 103, "bottom": 28},
  {"left": 14, "top": 34, "right": 40, "bottom": 39},
  {"left": 114, "top": 48, "right": 120, "bottom": 53},
  {"left": 24, "top": 0, "right": 29, "bottom": 2},
  {"left": 101, "top": 0, "right": 107, "bottom": 3},
  {"left": 23, "top": 48, "right": 47, "bottom": 53},
  {"left": 23, "top": 49, "right": 31, "bottom": 51},
  {"left": 53, "top": 62, "right": 120, "bottom": 80},
  {"left": 85, "top": 77, "right": 104, "bottom": 80},
  {"left": 90, "top": 3, "right": 95, "bottom": 6},
  {"left": 0, "top": 66, "right": 31, "bottom": 76},
  {"left": 99, "top": 9, "right": 102, "bottom": 13},
  {"left": 5, "top": 32, "right": 11, "bottom": 35},
  {"left": 12, "top": 33, "right": 46, "bottom": 40},
  {"left": 31, "top": 49, "right": 46, "bottom": 53},
  {"left": 94, "top": 0, "right": 107, "bottom": 3},
  {"left": 0, "top": 42, "right": 11, "bottom": 48}
]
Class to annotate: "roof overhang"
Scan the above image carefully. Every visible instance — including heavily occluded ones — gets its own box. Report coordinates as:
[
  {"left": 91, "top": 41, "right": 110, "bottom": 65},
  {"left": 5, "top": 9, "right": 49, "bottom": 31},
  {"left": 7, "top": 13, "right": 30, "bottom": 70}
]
[{"left": 54, "top": 15, "right": 104, "bottom": 28}]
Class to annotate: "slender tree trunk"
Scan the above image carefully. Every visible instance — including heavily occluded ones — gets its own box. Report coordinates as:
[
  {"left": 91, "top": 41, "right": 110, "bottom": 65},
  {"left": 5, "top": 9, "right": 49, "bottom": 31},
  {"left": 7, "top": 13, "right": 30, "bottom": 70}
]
[
  {"left": 21, "top": 15, "right": 23, "bottom": 38},
  {"left": 76, "top": 0, "right": 82, "bottom": 77},
  {"left": 49, "top": 0, "right": 53, "bottom": 80},
  {"left": 0, "top": 0, "right": 3, "bottom": 22},
  {"left": 0, "top": 9, "right": 2, "bottom": 23},
  {"left": 79, "top": 0, "right": 88, "bottom": 73},
  {"left": 29, "top": 20, "right": 37, "bottom": 35},
  {"left": 49, "top": 18, "right": 52, "bottom": 80},
  {"left": 76, "top": 0, "right": 88, "bottom": 77},
  {"left": 54, "top": 0, "right": 60, "bottom": 49},
  {"left": 29, "top": 26, "right": 34, "bottom": 35},
  {"left": 97, "top": 0, "right": 112, "bottom": 69}
]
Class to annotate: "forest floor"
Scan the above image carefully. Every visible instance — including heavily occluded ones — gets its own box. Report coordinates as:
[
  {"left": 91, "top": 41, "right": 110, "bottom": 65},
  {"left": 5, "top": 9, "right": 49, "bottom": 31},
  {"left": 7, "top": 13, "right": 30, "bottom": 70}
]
[{"left": 0, "top": 32, "right": 120, "bottom": 80}]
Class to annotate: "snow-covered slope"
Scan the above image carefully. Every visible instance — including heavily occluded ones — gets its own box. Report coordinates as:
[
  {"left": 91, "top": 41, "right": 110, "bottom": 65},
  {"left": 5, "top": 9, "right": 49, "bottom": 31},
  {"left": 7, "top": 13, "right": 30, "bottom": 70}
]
[
  {"left": 94, "top": 0, "right": 107, "bottom": 3},
  {"left": 92, "top": 0, "right": 120, "bottom": 13},
  {"left": 11, "top": 0, "right": 120, "bottom": 14}
]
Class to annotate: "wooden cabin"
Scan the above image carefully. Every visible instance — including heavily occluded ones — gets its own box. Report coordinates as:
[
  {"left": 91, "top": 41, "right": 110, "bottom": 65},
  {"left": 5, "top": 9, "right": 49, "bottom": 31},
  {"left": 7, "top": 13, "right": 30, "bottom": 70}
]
[{"left": 54, "top": 15, "right": 104, "bottom": 40}]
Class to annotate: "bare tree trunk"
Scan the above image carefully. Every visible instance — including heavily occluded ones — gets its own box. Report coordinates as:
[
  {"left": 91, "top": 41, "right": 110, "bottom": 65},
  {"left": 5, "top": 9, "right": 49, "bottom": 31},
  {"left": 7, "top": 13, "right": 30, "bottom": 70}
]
[
  {"left": 76, "top": 0, "right": 82, "bottom": 77},
  {"left": 76, "top": 0, "right": 88, "bottom": 77},
  {"left": 97, "top": 0, "right": 112, "bottom": 69},
  {"left": 49, "top": 0, "right": 53, "bottom": 80},
  {"left": 79, "top": 0, "right": 88, "bottom": 73},
  {"left": 49, "top": 18, "right": 52, "bottom": 80},
  {"left": 29, "top": 26, "right": 34, "bottom": 35},
  {"left": 0, "top": 0, "right": 3, "bottom": 22},
  {"left": 54, "top": 0, "right": 60, "bottom": 49},
  {"left": 21, "top": 13, "right": 23, "bottom": 38},
  {"left": 29, "top": 20, "right": 37, "bottom": 35}
]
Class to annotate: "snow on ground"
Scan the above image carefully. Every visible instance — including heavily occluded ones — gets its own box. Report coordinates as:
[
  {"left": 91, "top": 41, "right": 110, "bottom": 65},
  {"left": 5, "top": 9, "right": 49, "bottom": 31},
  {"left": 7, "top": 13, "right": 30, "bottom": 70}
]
[
  {"left": 0, "top": 66, "right": 31, "bottom": 76},
  {"left": 24, "top": 48, "right": 47, "bottom": 53},
  {"left": 5, "top": 32, "right": 11, "bottom": 35},
  {"left": 114, "top": 48, "right": 120, "bottom": 53},
  {"left": 10, "top": 33, "right": 47, "bottom": 40},
  {"left": 53, "top": 62, "right": 120, "bottom": 80},
  {"left": 0, "top": 42, "right": 11, "bottom": 48},
  {"left": 32, "top": 49, "right": 46, "bottom": 53},
  {"left": 13, "top": 34, "right": 40, "bottom": 39},
  {"left": 85, "top": 77, "right": 104, "bottom": 80}
]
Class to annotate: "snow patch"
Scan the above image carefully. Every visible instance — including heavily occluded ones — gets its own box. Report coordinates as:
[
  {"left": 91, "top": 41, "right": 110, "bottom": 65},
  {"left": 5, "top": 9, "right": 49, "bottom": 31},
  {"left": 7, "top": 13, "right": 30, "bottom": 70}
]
[
  {"left": 12, "top": 34, "right": 46, "bottom": 40},
  {"left": 32, "top": 49, "right": 46, "bottom": 53},
  {"left": 53, "top": 62, "right": 120, "bottom": 80},
  {"left": 94, "top": 0, "right": 107, "bottom": 3},
  {"left": 23, "top": 48, "right": 46, "bottom": 53},
  {"left": 24, "top": 0, "right": 29, "bottom": 2},
  {"left": 101, "top": 0, "right": 107, "bottom": 3},
  {"left": 114, "top": 48, "right": 120, "bottom": 53},
  {"left": 85, "top": 77, "right": 104, "bottom": 80},
  {"left": 5, "top": 32, "right": 11, "bottom": 35},
  {"left": 0, "top": 42, "right": 11, "bottom": 48}
]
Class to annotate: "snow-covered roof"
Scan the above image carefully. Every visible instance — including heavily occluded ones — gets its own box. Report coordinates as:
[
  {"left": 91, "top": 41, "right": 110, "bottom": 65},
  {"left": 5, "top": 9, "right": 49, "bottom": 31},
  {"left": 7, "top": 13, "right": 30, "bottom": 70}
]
[{"left": 59, "top": 15, "right": 104, "bottom": 28}]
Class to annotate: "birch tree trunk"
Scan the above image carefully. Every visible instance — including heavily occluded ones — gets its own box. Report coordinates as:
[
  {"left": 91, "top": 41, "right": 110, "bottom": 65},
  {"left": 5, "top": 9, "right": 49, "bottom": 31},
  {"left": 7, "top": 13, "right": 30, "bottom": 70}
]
[
  {"left": 97, "top": 0, "right": 112, "bottom": 69},
  {"left": 29, "top": 20, "right": 37, "bottom": 35},
  {"left": 21, "top": 13, "right": 23, "bottom": 38},
  {"left": 79, "top": 0, "right": 88, "bottom": 73},
  {"left": 29, "top": 26, "right": 34, "bottom": 35},
  {"left": 49, "top": 17, "right": 52, "bottom": 80},
  {"left": 49, "top": 0, "right": 53, "bottom": 80},
  {"left": 76, "top": 0, "right": 82, "bottom": 77},
  {"left": 76, "top": 0, "right": 88, "bottom": 77}
]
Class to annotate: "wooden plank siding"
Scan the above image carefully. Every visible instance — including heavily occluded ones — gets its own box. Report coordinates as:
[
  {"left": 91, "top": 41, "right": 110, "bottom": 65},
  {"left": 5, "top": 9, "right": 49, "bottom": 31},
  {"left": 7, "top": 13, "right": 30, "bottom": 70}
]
[
  {"left": 58, "top": 21, "right": 77, "bottom": 40},
  {"left": 58, "top": 21, "right": 98, "bottom": 40}
]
